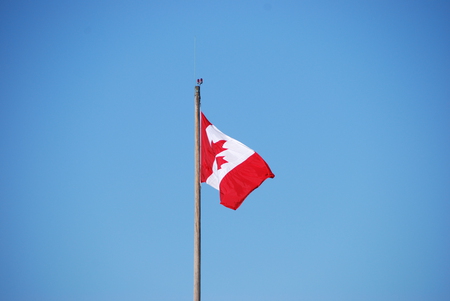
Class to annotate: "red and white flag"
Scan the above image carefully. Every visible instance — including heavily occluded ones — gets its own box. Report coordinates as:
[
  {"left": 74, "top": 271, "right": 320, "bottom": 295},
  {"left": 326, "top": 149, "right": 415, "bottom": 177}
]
[{"left": 201, "top": 112, "right": 274, "bottom": 210}]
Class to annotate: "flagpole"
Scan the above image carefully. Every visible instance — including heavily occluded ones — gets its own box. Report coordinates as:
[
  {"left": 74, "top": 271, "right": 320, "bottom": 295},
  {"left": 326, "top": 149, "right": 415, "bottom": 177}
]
[{"left": 193, "top": 84, "right": 201, "bottom": 301}]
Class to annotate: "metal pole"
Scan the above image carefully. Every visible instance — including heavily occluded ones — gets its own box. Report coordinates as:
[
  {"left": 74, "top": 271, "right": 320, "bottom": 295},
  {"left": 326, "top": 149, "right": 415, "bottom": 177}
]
[{"left": 193, "top": 85, "right": 201, "bottom": 301}]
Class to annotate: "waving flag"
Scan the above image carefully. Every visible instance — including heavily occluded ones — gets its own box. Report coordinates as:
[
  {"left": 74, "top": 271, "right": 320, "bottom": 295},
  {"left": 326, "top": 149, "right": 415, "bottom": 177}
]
[{"left": 201, "top": 112, "right": 274, "bottom": 210}]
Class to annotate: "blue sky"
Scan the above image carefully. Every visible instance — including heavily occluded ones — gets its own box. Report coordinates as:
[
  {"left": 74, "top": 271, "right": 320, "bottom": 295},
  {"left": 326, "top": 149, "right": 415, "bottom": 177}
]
[{"left": 1, "top": 1, "right": 449, "bottom": 300}]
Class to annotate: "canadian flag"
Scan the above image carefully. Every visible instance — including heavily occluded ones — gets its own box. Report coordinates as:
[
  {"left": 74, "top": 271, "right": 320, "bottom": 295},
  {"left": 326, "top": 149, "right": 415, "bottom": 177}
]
[{"left": 201, "top": 112, "right": 275, "bottom": 210}]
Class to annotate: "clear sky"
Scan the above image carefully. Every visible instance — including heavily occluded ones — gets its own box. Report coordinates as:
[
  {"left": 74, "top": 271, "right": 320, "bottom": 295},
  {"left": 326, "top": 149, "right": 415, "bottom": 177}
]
[{"left": 1, "top": 1, "right": 449, "bottom": 300}]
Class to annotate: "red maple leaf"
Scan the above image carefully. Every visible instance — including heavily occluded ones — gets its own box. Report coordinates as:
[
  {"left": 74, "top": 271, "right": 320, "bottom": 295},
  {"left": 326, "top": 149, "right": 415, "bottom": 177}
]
[
  {"left": 215, "top": 156, "right": 228, "bottom": 170},
  {"left": 211, "top": 140, "right": 228, "bottom": 170},
  {"left": 211, "top": 140, "right": 226, "bottom": 154}
]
